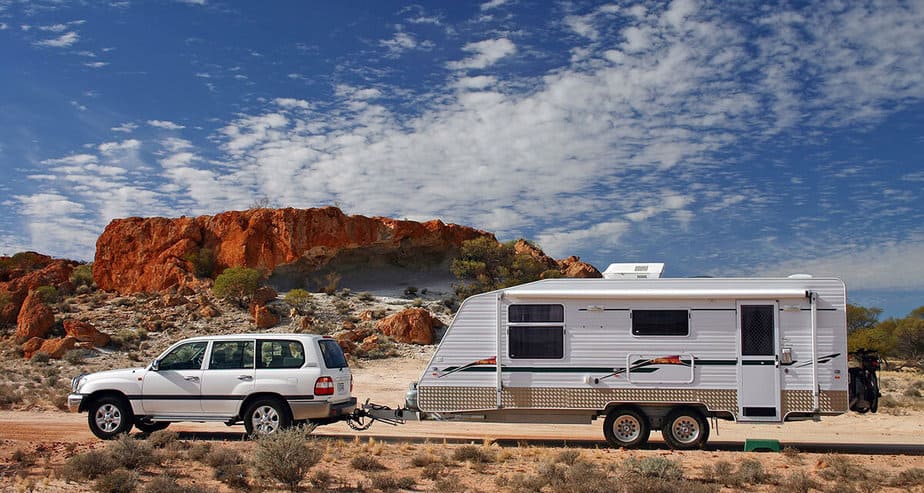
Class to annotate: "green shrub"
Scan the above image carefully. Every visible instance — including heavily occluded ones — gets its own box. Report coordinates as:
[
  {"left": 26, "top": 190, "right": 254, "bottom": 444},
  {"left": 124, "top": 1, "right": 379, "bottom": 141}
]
[
  {"left": 95, "top": 468, "right": 137, "bottom": 493},
  {"left": 252, "top": 427, "right": 323, "bottom": 491},
  {"left": 702, "top": 460, "right": 736, "bottom": 485},
  {"left": 64, "top": 348, "right": 90, "bottom": 365},
  {"left": 35, "top": 285, "right": 60, "bottom": 303},
  {"left": 70, "top": 264, "right": 94, "bottom": 288},
  {"left": 184, "top": 248, "right": 216, "bottom": 278},
  {"left": 411, "top": 297, "right": 424, "bottom": 307},
  {"left": 62, "top": 450, "right": 117, "bottom": 480},
  {"left": 212, "top": 267, "right": 261, "bottom": 306},
  {"left": 625, "top": 456, "right": 684, "bottom": 480},
  {"left": 451, "top": 445, "right": 495, "bottom": 464},
  {"left": 451, "top": 237, "right": 549, "bottom": 298},
  {"left": 817, "top": 454, "right": 870, "bottom": 481},
  {"left": 107, "top": 434, "right": 154, "bottom": 470},
  {"left": 205, "top": 447, "right": 242, "bottom": 468},
  {"left": 283, "top": 289, "right": 313, "bottom": 314},
  {"left": 350, "top": 455, "right": 386, "bottom": 471}
]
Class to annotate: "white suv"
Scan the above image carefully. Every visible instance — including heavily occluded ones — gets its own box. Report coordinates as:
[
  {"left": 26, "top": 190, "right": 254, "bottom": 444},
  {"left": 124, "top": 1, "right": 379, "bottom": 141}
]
[{"left": 68, "top": 334, "right": 355, "bottom": 439}]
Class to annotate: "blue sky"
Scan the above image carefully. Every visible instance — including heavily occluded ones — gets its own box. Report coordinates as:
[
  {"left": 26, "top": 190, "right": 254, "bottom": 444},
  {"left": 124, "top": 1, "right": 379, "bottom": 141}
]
[{"left": 1, "top": 0, "right": 922, "bottom": 317}]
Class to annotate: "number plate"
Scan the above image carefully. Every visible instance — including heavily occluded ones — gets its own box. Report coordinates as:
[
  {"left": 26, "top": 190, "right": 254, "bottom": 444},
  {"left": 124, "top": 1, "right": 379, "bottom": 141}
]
[{"left": 337, "top": 382, "right": 345, "bottom": 392}]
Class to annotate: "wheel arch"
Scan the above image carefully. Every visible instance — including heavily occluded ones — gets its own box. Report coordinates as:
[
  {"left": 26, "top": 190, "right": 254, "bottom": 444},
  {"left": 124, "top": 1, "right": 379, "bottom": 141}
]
[
  {"left": 239, "top": 392, "right": 293, "bottom": 420},
  {"left": 80, "top": 390, "right": 133, "bottom": 414}
]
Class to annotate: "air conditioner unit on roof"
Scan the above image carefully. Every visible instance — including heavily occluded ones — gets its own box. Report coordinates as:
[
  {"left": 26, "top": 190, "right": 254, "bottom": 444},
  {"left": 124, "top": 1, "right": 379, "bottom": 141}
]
[{"left": 602, "top": 263, "right": 665, "bottom": 279}]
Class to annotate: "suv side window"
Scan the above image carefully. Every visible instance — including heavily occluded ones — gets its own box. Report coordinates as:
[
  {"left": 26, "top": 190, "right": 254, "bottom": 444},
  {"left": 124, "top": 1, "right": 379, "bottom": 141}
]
[
  {"left": 159, "top": 341, "right": 208, "bottom": 371},
  {"left": 257, "top": 340, "right": 305, "bottom": 369},
  {"left": 209, "top": 340, "right": 255, "bottom": 370}
]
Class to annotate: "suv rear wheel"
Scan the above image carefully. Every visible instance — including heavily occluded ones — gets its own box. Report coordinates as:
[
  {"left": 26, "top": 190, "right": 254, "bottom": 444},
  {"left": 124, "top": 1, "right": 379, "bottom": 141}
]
[
  {"left": 88, "top": 396, "right": 133, "bottom": 440},
  {"left": 244, "top": 398, "right": 291, "bottom": 436}
]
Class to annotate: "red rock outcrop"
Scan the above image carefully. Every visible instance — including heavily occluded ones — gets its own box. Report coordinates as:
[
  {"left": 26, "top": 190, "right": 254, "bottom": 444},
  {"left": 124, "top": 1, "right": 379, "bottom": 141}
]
[
  {"left": 1, "top": 253, "right": 76, "bottom": 325},
  {"left": 252, "top": 305, "right": 280, "bottom": 329},
  {"left": 15, "top": 291, "right": 56, "bottom": 343},
  {"left": 63, "top": 320, "right": 110, "bottom": 347},
  {"left": 22, "top": 336, "right": 79, "bottom": 359},
  {"left": 94, "top": 207, "right": 493, "bottom": 294},
  {"left": 513, "top": 240, "right": 602, "bottom": 278},
  {"left": 376, "top": 308, "right": 444, "bottom": 345}
]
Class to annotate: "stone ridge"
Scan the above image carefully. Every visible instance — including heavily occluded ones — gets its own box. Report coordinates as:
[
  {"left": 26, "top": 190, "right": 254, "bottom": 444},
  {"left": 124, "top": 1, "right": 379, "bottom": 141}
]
[{"left": 93, "top": 206, "right": 494, "bottom": 294}]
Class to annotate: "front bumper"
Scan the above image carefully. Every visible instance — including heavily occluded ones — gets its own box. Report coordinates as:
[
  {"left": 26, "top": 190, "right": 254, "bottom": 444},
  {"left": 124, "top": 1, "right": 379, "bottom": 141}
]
[
  {"left": 67, "top": 393, "right": 84, "bottom": 413},
  {"left": 288, "top": 397, "right": 357, "bottom": 421}
]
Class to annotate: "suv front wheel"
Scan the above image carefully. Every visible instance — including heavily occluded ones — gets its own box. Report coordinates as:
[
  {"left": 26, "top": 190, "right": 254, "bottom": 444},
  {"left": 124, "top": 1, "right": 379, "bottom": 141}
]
[
  {"left": 244, "top": 398, "right": 291, "bottom": 436},
  {"left": 87, "top": 396, "right": 133, "bottom": 439}
]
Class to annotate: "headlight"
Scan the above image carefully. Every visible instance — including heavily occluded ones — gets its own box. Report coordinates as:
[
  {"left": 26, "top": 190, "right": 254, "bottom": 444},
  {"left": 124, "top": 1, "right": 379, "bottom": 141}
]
[{"left": 71, "top": 373, "right": 87, "bottom": 392}]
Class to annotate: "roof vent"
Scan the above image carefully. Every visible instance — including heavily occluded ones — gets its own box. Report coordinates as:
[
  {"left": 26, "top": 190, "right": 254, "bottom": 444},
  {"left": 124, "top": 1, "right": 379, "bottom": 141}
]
[
  {"left": 788, "top": 274, "right": 813, "bottom": 279},
  {"left": 603, "top": 263, "right": 665, "bottom": 279}
]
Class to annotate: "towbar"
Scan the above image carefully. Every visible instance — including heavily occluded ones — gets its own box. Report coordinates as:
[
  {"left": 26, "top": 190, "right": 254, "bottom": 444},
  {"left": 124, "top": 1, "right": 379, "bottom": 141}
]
[{"left": 347, "top": 399, "right": 420, "bottom": 431}]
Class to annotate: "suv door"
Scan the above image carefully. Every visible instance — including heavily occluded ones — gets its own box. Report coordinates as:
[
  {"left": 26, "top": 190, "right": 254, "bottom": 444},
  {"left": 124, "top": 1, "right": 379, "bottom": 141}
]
[
  {"left": 201, "top": 339, "right": 255, "bottom": 416},
  {"left": 142, "top": 340, "right": 207, "bottom": 415},
  {"left": 317, "top": 338, "right": 351, "bottom": 402}
]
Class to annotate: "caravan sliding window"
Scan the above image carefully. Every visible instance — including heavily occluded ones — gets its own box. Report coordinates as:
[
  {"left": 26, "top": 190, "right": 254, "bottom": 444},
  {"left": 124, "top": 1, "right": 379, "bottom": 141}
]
[
  {"left": 508, "top": 304, "right": 564, "bottom": 359},
  {"left": 631, "top": 310, "right": 689, "bottom": 336}
]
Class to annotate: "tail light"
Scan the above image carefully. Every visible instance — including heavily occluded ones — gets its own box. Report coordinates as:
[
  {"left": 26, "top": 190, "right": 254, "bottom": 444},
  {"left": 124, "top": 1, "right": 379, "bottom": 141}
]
[{"left": 314, "top": 376, "right": 334, "bottom": 395}]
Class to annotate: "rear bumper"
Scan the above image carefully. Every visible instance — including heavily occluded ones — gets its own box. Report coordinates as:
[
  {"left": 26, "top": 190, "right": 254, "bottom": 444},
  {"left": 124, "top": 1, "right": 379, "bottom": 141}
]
[{"left": 288, "top": 397, "right": 357, "bottom": 421}]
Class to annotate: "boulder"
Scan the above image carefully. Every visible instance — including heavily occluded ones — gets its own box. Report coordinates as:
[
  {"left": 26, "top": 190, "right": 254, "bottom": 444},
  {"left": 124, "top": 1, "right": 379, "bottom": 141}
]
[
  {"left": 251, "top": 286, "right": 278, "bottom": 306},
  {"left": 92, "top": 207, "right": 492, "bottom": 294},
  {"left": 22, "top": 337, "right": 46, "bottom": 359},
  {"left": 37, "top": 337, "right": 78, "bottom": 359},
  {"left": 63, "top": 319, "right": 110, "bottom": 347},
  {"left": 557, "top": 256, "right": 602, "bottom": 278},
  {"left": 360, "top": 334, "right": 384, "bottom": 353},
  {"left": 253, "top": 305, "right": 279, "bottom": 329},
  {"left": 162, "top": 294, "right": 188, "bottom": 307},
  {"left": 199, "top": 304, "right": 220, "bottom": 318},
  {"left": 15, "top": 291, "right": 55, "bottom": 343},
  {"left": 0, "top": 254, "right": 76, "bottom": 325},
  {"left": 375, "top": 307, "right": 443, "bottom": 345}
]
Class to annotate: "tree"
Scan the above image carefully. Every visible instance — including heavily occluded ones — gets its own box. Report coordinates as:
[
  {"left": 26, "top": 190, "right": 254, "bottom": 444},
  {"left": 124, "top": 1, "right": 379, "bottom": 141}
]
[
  {"left": 184, "top": 248, "right": 216, "bottom": 278},
  {"left": 451, "top": 237, "right": 550, "bottom": 298},
  {"left": 212, "top": 267, "right": 261, "bottom": 306},
  {"left": 846, "top": 304, "right": 882, "bottom": 334}
]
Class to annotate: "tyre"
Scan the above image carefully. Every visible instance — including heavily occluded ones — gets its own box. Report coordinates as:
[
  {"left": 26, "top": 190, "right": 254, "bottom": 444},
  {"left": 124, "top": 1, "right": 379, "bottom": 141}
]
[
  {"left": 134, "top": 419, "right": 170, "bottom": 434},
  {"left": 87, "top": 396, "right": 133, "bottom": 440},
  {"left": 244, "top": 398, "right": 291, "bottom": 436},
  {"left": 661, "top": 407, "right": 709, "bottom": 450},
  {"left": 603, "top": 408, "right": 650, "bottom": 448}
]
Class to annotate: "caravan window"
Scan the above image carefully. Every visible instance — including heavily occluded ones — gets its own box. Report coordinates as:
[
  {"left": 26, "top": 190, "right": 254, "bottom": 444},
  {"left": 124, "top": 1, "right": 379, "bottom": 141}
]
[
  {"left": 509, "top": 326, "right": 564, "bottom": 359},
  {"left": 509, "top": 304, "right": 564, "bottom": 323},
  {"left": 508, "top": 304, "right": 564, "bottom": 359},
  {"left": 631, "top": 310, "right": 689, "bottom": 336}
]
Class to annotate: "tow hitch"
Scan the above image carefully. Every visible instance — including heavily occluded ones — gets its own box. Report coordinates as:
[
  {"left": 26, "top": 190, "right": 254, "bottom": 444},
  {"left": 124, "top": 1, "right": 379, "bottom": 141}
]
[{"left": 347, "top": 400, "right": 419, "bottom": 431}]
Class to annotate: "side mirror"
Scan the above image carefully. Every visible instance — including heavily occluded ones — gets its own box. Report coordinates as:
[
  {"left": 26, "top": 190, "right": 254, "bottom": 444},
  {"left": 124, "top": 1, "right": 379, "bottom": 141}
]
[{"left": 150, "top": 359, "right": 160, "bottom": 371}]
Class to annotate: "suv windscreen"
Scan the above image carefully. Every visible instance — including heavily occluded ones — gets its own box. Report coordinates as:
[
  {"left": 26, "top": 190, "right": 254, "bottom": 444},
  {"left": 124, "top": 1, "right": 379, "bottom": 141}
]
[
  {"left": 257, "top": 340, "right": 305, "bottom": 369},
  {"left": 318, "top": 339, "right": 348, "bottom": 369}
]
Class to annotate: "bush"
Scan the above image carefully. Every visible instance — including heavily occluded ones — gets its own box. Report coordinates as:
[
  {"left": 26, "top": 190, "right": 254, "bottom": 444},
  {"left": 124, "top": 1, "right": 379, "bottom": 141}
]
[
  {"left": 35, "top": 285, "right": 60, "bottom": 303},
  {"left": 892, "top": 467, "right": 924, "bottom": 486},
  {"left": 184, "top": 248, "right": 216, "bottom": 278},
  {"left": 107, "top": 434, "right": 154, "bottom": 470},
  {"left": 71, "top": 264, "right": 94, "bottom": 289},
  {"left": 451, "top": 445, "right": 495, "bottom": 464},
  {"left": 206, "top": 447, "right": 242, "bottom": 468},
  {"left": 0, "top": 383, "right": 24, "bottom": 407},
  {"left": 95, "top": 468, "right": 137, "bottom": 493},
  {"left": 30, "top": 352, "right": 50, "bottom": 364},
  {"left": 147, "top": 430, "right": 178, "bottom": 449},
  {"left": 817, "top": 454, "right": 870, "bottom": 481},
  {"left": 284, "top": 289, "right": 313, "bottom": 314},
  {"left": 779, "top": 471, "right": 820, "bottom": 493},
  {"left": 625, "top": 456, "right": 684, "bottom": 480},
  {"left": 212, "top": 267, "right": 261, "bottom": 306},
  {"left": 351, "top": 455, "right": 386, "bottom": 471},
  {"left": 736, "top": 458, "right": 769, "bottom": 484},
  {"left": 322, "top": 272, "right": 341, "bottom": 295},
  {"left": 403, "top": 286, "right": 418, "bottom": 297},
  {"left": 411, "top": 297, "right": 424, "bottom": 307},
  {"left": 451, "top": 237, "right": 549, "bottom": 298},
  {"left": 252, "top": 427, "right": 323, "bottom": 491},
  {"left": 370, "top": 475, "right": 415, "bottom": 492},
  {"left": 358, "top": 292, "right": 375, "bottom": 302},
  {"left": 143, "top": 475, "right": 217, "bottom": 493},
  {"left": 62, "top": 450, "right": 117, "bottom": 480},
  {"left": 701, "top": 460, "right": 735, "bottom": 484},
  {"left": 187, "top": 442, "right": 212, "bottom": 461},
  {"left": 214, "top": 462, "right": 249, "bottom": 490},
  {"left": 64, "top": 348, "right": 90, "bottom": 365}
]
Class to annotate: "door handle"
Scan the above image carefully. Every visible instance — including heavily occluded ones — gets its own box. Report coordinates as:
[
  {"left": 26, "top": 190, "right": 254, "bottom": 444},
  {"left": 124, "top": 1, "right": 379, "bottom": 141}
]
[
  {"left": 237, "top": 375, "right": 253, "bottom": 381},
  {"left": 184, "top": 376, "right": 200, "bottom": 382}
]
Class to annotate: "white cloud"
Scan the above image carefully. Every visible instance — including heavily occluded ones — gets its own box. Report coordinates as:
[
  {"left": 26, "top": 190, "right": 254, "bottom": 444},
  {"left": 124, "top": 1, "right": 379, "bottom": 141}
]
[
  {"left": 111, "top": 122, "right": 138, "bottom": 133},
  {"left": 35, "top": 31, "right": 79, "bottom": 48},
  {"left": 448, "top": 38, "right": 517, "bottom": 70},
  {"left": 39, "top": 23, "right": 68, "bottom": 32},
  {"left": 98, "top": 139, "right": 141, "bottom": 154},
  {"left": 757, "top": 235, "right": 924, "bottom": 291},
  {"left": 379, "top": 31, "right": 418, "bottom": 56},
  {"left": 480, "top": 0, "right": 510, "bottom": 10},
  {"left": 538, "top": 221, "right": 631, "bottom": 258},
  {"left": 0, "top": 23, "right": 9, "bottom": 30},
  {"left": 147, "top": 120, "right": 185, "bottom": 130},
  {"left": 84, "top": 61, "right": 108, "bottom": 68},
  {"left": 274, "top": 98, "right": 311, "bottom": 110}
]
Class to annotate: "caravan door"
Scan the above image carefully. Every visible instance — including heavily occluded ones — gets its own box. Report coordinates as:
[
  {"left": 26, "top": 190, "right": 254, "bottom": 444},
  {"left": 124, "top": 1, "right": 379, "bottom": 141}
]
[{"left": 737, "top": 302, "right": 781, "bottom": 421}]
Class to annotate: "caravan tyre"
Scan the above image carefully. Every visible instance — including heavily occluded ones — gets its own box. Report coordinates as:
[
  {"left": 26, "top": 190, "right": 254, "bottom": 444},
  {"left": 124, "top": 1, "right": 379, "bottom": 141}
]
[
  {"left": 661, "top": 408, "right": 709, "bottom": 450},
  {"left": 603, "top": 408, "right": 650, "bottom": 449}
]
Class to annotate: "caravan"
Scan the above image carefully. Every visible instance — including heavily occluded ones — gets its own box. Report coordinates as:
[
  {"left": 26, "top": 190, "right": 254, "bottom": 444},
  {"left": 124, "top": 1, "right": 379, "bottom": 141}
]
[{"left": 404, "top": 264, "right": 848, "bottom": 449}]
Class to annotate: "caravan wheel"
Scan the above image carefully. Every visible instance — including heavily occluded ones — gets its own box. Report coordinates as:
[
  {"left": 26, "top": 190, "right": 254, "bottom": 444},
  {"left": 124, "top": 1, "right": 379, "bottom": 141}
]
[
  {"left": 603, "top": 408, "right": 650, "bottom": 448},
  {"left": 661, "top": 408, "right": 709, "bottom": 450}
]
